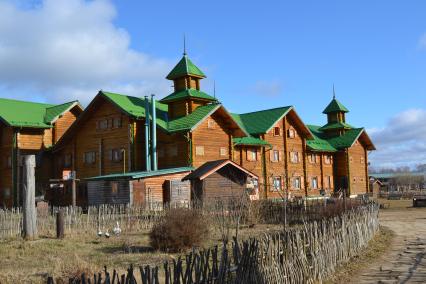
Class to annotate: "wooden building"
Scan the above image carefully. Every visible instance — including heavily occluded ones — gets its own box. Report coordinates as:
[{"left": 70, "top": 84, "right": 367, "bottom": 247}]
[
  {"left": 183, "top": 159, "right": 258, "bottom": 202},
  {"left": 0, "top": 98, "right": 82, "bottom": 207}
]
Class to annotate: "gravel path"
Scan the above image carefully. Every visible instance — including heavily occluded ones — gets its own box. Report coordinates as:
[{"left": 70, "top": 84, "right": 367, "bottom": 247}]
[{"left": 352, "top": 206, "right": 426, "bottom": 284}]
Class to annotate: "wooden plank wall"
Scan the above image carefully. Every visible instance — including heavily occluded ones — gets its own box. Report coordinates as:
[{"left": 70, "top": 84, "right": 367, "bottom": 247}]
[
  {"left": 0, "top": 123, "right": 13, "bottom": 207},
  {"left": 200, "top": 167, "right": 247, "bottom": 201},
  {"left": 87, "top": 180, "right": 130, "bottom": 206},
  {"left": 348, "top": 139, "right": 368, "bottom": 195},
  {"left": 54, "top": 107, "right": 80, "bottom": 143}
]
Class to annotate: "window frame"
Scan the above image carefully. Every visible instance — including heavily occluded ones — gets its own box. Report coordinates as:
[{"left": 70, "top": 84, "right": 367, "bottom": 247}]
[
  {"left": 195, "top": 146, "right": 205, "bottom": 156},
  {"left": 273, "top": 127, "right": 281, "bottom": 136},
  {"left": 83, "top": 151, "right": 96, "bottom": 165},
  {"left": 272, "top": 176, "right": 282, "bottom": 191},
  {"left": 290, "top": 151, "right": 300, "bottom": 163},
  {"left": 311, "top": 177, "right": 318, "bottom": 189},
  {"left": 287, "top": 128, "right": 295, "bottom": 138},
  {"left": 292, "top": 177, "right": 301, "bottom": 190},
  {"left": 247, "top": 148, "right": 258, "bottom": 161},
  {"left": 220, "top": 147, "right": 227, "bottom": 157}
]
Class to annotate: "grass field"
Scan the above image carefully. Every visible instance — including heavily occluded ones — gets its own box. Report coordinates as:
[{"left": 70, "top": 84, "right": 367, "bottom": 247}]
[{"left": 0, "top": 223, "right": 280, "bottom": 283}]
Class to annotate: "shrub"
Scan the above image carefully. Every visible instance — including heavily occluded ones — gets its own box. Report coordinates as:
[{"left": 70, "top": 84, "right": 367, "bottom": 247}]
[{"left": 149, "top": 208, "right": 209, "bottom": 252}]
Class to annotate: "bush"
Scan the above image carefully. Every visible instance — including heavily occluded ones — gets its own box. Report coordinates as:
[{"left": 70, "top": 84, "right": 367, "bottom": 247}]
[{"left": 149, "top": 208, "right": 209, "bottom": 252}]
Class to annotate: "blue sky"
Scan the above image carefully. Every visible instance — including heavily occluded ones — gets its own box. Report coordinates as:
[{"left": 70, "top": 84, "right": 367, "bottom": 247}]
[{"left": 1, "top": 0, "right": 426, "bottom": 168}]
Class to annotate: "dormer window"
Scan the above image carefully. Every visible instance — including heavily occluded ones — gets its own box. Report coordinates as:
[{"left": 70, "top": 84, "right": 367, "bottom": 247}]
[
  {"left": 288, "top": 129, "right": 295, "bottom": 138},
  {"left": 207, "top": 119, "right": 215, "bottom": 129}
]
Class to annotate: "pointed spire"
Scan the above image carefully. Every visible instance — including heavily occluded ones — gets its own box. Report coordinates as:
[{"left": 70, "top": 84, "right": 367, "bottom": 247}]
[
  {"left": 213, "top": 80, "right": 216, "bottom": 99},
  {"left": 183, "top": 33, "right": 187, "bottom": 56},
  {"left": 333, "top": 84, "right": 336, "bottom": 99}
]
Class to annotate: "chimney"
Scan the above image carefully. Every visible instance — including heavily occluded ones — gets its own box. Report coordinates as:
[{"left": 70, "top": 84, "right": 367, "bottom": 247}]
[
  {"left": 144, "top": 96, "right": 151, "bottom": 171},
  {"left": 151, "top": 94, "right": 158, "bottom": 171}
]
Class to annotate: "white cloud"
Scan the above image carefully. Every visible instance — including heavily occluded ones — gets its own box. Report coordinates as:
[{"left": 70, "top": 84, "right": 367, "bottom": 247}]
[
  {"left": 0, "top": 0, "right": 173, "bottom": 105},
  {"left": 251, "top": 80, "right": 283, "bottom": 97},
  {"left": 368, "top": 109, "right": 426, "bottom": 168},
  {"left": 419, "top": 34, "right": 426, "bottom": 49}
]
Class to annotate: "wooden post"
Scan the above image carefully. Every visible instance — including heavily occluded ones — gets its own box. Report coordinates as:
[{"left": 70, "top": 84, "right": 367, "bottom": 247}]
[
  {"left": 56, "top": 210, "right": 64, "bottom": 239},
  {"left": 71, "top": 177, "right": 76, "bottom": 207},
  {"left": 22, "top": 155, "right": 37, "bottom": 240}
]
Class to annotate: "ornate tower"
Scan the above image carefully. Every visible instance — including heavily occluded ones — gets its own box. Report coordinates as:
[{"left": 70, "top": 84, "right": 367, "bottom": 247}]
[
  {"left": 320, "top": 87, "right": 351, "bottom": 136},
  {"left": 160, "top": 51, "right": 217, "bottom": 119}
]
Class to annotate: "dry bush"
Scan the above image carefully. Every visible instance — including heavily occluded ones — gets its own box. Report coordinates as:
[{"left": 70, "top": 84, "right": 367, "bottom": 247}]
[{"left": 149, "top": 208, "right": 209, "bottom": 252}]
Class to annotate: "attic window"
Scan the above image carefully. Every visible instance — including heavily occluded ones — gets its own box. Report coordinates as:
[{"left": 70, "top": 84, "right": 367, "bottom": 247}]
[
  {"left": 288, "top": 129, "right": 295, "bottom": 138},
  {"left": 220, "top": 147, "right": 227, "bottom": 157},
  {"left": 207, "top": 119, "right": 215, "bottom": 129},
  {"left": 195, "top": 146, "right": 205, "bottom": 156},
  {"left": 97, "top": 119, "right": 108, "bottom": 130},
  {"left": 273, "top": 127, "right": 281, "bottom": 136}
]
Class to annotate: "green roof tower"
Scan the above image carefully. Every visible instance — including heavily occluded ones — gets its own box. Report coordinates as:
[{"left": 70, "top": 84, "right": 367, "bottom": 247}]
[{"left": 320, "top": 85, "right": 351, "bottom": 136}]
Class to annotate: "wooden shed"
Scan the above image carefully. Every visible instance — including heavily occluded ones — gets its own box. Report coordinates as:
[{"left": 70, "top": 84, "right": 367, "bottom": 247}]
[
  {"left": 183, "top": 159, "right": 258, "bottom": 202},
  {"left": 86, "top": 167, "right": 192, "bottom": 208}
]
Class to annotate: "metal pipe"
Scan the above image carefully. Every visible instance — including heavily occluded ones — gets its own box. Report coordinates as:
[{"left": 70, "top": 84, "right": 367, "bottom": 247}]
[
  {"left": 151, "top": 94, "right": 158, "bottom": 171},
  {"left": 144, "top": 96, "right": 151, "bottom": 171}
]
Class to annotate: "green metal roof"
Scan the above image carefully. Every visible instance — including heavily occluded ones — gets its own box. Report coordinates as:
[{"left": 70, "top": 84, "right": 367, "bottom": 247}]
[
  {"left": 231, "top": 106, "right": 292, "bottom": 135},
  {"left": 0, "top": 98, "right": 80, "bottom": 129},
  {"left": 166, "top": 55, "right": 206, "bottom": 80},
  {"left": 168, "top": 103, "right": 221, "bottom": 133},
  {"left": 85, "top": 167, "right": 194, "bottom": 181},
  {"left": 160, "top": 88, "right": 216, "bottom": 103},
  {"left": 44, "top": 101, "right": 80, "bottom": 123},
  {"left": 306, "top": 125, "right": 337, "bottom": 152},
  {"left": 233, "top": 136, "right": 272, "bottom": 148},
  {"left": 322, "top": 98, "right": 349, "bottom": 114},
  {"left": 319, "top": 121, "right": 353, "bottom": 131},
  {"left": 327, "top": 128, "right": 365, "bottom": 149}
]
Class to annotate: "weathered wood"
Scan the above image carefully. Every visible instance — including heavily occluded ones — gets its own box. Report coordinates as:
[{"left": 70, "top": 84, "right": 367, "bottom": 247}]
[
  {"left": 56, "top": 210, "right": 64, "bottom": 239},
  {"left": 22, "top": 155, "right": 37, "bottom": 240}
]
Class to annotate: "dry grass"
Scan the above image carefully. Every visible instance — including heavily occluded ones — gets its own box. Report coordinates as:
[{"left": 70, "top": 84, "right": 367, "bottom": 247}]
[
  {"left": 325, "top": 225, "right": 395, "bottom": 284},
  {"left": 0, "top": 223, "right": 280, "bottom": 283}
]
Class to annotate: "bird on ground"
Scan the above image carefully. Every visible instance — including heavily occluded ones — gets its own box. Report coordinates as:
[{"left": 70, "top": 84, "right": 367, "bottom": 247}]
[
  {"left": 97, "top": 230, "right": 103, "bottom": 237},
  {"left": 105, "top": 230, "right": 110, "bottom": 238},
  {"left": 113, "top": 221, "right": 122, "bottom": 236}
]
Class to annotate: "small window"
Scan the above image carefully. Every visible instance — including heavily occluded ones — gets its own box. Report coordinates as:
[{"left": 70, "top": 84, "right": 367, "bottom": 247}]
[
  {"left": 5, "top": 155, "right": 12, "bottom": 168},
  {"left": 207, "top": 119, "right": 215, "bottom": 129},
  {"left": 63, "top": 154, "right": 72, "bottom": 168},
  {"left": 247, "top": 149, "right": 257, "bottom": 161},
  {"left": 290, "top": 151, "right": 299, "bottom": 163},
  {"left": 272, "top": 177, "right": 282, "bottom": 191},
  {"left": 309, "top": 154, "right": 316, "bottom": 164},
  {"left": 361, "top": 157, "right": 365, "bottom": 164},
  {"left": 271, "top": 150, "right": 280, "bottom": 162},
  {"left": 220, "top": 147, "right": 227, "bottom": 157},
  {"left": 109, "top": 149, "right": 123, "bottom": 162},
  {"left": 111, "top": 182, "right": 118, "bottom": 196},
  {"left": 97, "top": 119, "right": 108, "bottom": 130},
  {"left": 288, "top": 129, "right": 295, "bottom": 138},
  {"left": 195, "top": 146, "right": 205, "bottom": 156},
  {"left": 83, "top": 151, "right": 96, "bottom": 164},
  {"left": 292, "top": 177, "right": 301, "bottom": 189},
  {"left": 273, "top": 127, "right": 281, "bottom": 136},
  {"left": 311, "top": 177, "right": 318, "bottom": 189},
  {"left": 113, "top": 117, "right": 122, "bottom": 128},
  {"left": 169, "top": 145, "right": 178, "bottom": 157},
  {"left": 324, "top": 155, "right": 332, "bottom": 165}
]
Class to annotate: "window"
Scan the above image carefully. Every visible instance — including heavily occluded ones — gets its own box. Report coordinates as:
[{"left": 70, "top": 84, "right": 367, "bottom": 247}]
[
  {"left": 220, "top": 147, "right": 227, "bottom": 157},
  {"left": 63, "top": 154, "right": 72, "bottom": 168},
  {"left": 273, "top": 127, "right": 281, "bottom": 136},
  {"left": 169, "top": 145, "right": 178, "bottom": 157},
  {"left": 5, "top": 155, "right": 11, "bottom": 168},
  {"left": 97, "top": 119, "right": 108, "bottom": 130},
  {"left": 324, "top": 155, "right": 332, "bottom": 165},
  {"left": 109, "top": 149, "right": 123, "bottom": 162},
  {"left": 83, "top": 151, "right": 96, "bottom": 164},
  {"left": 272, "top": 177, "right": 282, "bottom": 191},
  {"left": 309, "top": 153, "right": 316, "bottom": 164},
  {"left": 247, "top": 149, "right": 257, "bottom": 161},
  {"left": 271, "top": 150, "right": 280, "bottom": 162},
  {"left": 111, "top": 182, "right": 118, "bottom": 196},
  {"left": 292, "top": 177, "right": 301, "bottom": 189},
  {"left": 290, "top": 151, "right": 299, "bottom": 163},
  {"left": 195, "top": 146, "right": 205, "bottom": 156},
  {"left": 207, "top": 119, "right": 215, "bottom": 129},
  {"left": 288, "top": 129, "right": 295, "bottom": 138},
  {"left": 311, "top": 177, "right": 318, "bottom": 189},
  {"left": 113, "top": 117, "right": 122, "bottom": 128}
]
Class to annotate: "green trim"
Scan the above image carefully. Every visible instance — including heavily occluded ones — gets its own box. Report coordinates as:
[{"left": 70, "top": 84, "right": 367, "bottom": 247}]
[
  {"left": 85, "top": 167, "right": 194, "bottom": 181},
  {"left": 160, "top": 88, "right": 216, "bottom": 103},
  {"left": 319, "top": 121, "right": 353, "bottom": 131},
  {"left": 233, "top": 136, "right": 272, "bottom": 148}
]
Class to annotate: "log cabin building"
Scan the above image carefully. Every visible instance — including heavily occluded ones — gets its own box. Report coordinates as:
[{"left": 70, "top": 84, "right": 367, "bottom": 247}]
[
  {"left": 0, "top": 98, "right": 82, "bottom": 207},
  {"left": 0, "top": 50, "right": 376, "bottom": 207}
]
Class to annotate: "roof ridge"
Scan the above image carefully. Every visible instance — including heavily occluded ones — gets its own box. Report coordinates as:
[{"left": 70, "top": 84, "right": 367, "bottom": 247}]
[
  {"left": 46, "top": 100, "right": 79, "bottom": 109},
  {"left": 237, "top": 105, "right": 293, "bottom": 116},
  {"left": 0, "top": 97, "right": 54, "bottom": 106}
]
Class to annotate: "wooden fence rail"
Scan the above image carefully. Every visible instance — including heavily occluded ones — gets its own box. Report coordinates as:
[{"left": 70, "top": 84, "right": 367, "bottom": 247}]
[{"left": 45, "top": 203, "right": 379, "bottom": 284}]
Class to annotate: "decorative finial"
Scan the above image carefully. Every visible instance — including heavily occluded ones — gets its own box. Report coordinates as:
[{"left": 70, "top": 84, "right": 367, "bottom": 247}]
[
  {"left": 213, "top": 80, "right": 216, "bottom": 99},
  {"left": 333, "top": 84, "right": 336, "bottom": 99},
  {"left": 183, "top": 33, "right": 187, "bottom": 55}
]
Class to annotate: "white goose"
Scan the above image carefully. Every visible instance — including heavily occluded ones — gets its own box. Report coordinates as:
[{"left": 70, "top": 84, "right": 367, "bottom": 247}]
[{"left": 113, "top": 221, "right": 122, "bottom": 236}]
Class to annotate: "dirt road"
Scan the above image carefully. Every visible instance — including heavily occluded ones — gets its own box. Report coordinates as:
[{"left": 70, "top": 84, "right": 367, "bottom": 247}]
[{"left": 353, "top": 202, "right": 426, "bottom": 283}]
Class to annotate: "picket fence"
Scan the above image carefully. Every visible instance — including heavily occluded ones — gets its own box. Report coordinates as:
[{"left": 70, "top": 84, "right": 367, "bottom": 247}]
[{"left": 45, "top": 203, "right": 379, "bottom": 284}]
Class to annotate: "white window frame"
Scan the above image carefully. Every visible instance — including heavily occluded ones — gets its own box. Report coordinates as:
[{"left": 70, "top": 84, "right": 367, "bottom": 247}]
[
  {"left": 272, "top": 176, "right": 282, "bottom": 191},
  {"left": 292, "top": 177, "right": 301, "bottom": 189},
  {"left": 290, "top": 151, "right": 299, "bottom": 163},
  {"left": 207, "top": 119, "right": 215, "bottom": 129},
  {"left": 288, "top": 129, "right": 295, "bottom": 138},
  {"left": 220, "top": 147, "right": 227, "bottom": 157},
  {"left": 311, "top": 177, "right": 318, "bottom": 189},
  {"left": 195, "top": 146, "right": 205, "bottom": 156}
]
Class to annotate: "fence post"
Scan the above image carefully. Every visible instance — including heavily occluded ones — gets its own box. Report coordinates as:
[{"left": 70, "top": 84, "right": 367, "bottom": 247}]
[
  {"left": 22, "top": 155, "right": 37, "bottom": 240},
  {"left": 56, "top": 210, "right": 64, "bottom": 239}
]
